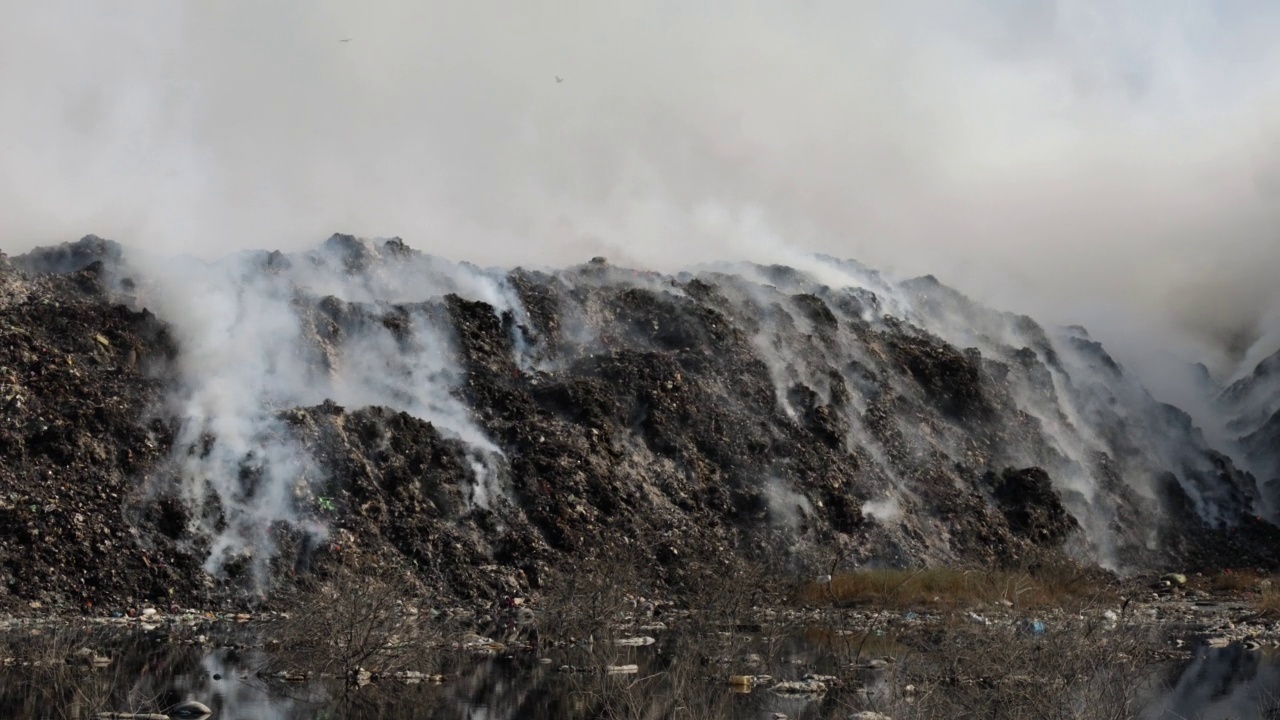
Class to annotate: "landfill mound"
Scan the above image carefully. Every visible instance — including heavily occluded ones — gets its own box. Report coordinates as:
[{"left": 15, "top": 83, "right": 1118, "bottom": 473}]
[
  {"left": 1221, "top": 348, "right": 1280, "bottom": 498},
  {"left": 0, "top": 235, "right": 1277, "bottom": 614},
  {"left": 0, "top": 250, "right": 198, "bottom": 611}
]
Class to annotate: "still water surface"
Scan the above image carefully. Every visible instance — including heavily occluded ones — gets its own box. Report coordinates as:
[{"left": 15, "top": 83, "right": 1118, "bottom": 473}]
[{"left": 1, "top": 629, "right": 1277, "bottom": 719}]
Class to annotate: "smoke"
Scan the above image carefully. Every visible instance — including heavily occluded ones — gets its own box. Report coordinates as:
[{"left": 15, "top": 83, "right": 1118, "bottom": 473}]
[
  {"left": 4, "top": 1, "right": 1280, "bottom": 576},
  {"left": 139, "top": 250, "right": 326, "bottom": 584},
  {"left": 126, "top": 238, "right": 516, "bottom": 584},
  {"left": 861, "top": 496, "right": 901, "bottom": 524},
  {"left": 763, "top": 477, "right": 814, "bottom": 532},
  {"left": 3, "top": 0, "right": 1279, "bottom": 377}
]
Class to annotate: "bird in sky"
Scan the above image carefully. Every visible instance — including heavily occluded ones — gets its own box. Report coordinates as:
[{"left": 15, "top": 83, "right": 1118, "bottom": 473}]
[{"left": 555, "top": 76, "right": 563, "bottom": 83}]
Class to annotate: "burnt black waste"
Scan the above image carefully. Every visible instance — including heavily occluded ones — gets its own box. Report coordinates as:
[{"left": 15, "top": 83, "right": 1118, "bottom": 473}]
[{"left": 0, "top": 234, "right": 1277, "bottom": 611}]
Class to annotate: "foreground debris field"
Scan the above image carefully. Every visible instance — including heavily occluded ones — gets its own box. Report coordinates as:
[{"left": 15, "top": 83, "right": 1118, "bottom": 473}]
[{"left": 3, "top": 567, "right": 1279, "bottom": 719}]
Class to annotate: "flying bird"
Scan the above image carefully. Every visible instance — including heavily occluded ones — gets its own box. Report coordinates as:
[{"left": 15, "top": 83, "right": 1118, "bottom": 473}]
[
  {"left": 339, "top": 38, "right": 352, "bottom": 43},
  {"left": 555, "top": 76, "right": 563, "bottom": 83}
]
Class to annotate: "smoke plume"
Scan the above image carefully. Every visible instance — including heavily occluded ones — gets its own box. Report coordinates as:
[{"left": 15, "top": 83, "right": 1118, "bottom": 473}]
[
  {"left": 124, "top": 238, "right": 519, "bottom": 583},
  {"left": 2, "top": 0, "right": 1279, "bottom": 379}
]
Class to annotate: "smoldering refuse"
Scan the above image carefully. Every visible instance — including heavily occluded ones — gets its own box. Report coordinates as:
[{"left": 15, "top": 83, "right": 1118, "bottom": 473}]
[
  {"left": 127, "top": 237, "right": 523, "bottom": 585},
  {"left": 5, "top": 232, "right": 1278, "bottom": 606}
]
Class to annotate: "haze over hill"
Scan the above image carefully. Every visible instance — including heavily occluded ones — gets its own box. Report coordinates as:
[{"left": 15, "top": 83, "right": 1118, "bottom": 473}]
[{"left": 2, "top": 0, "right": 1279, "bottom": 391}]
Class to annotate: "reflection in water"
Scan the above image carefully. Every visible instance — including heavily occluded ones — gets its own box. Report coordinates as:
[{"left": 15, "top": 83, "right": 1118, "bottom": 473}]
[
  {"left": 0, "top": 630, "right": 848, "bottom": 720},
  {"left": 3, "top": 631, "right": 1279, "bottom": 719},
  {"left": 1145, "top": 643, "right": 1280, "bottom": 720},
  {"left": 194, "top": 651, "right": 308, "bottom": 720}
]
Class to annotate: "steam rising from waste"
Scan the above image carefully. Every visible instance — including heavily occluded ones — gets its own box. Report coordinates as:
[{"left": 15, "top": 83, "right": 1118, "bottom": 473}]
[
  {"left": 11, "top": 231, "right": 1279, "bottom": 587},
  {"left": 2, "top": 1, "right": 1279, "bottom": 384},
  {"left": 763, "top": 477, "right": 814, "bottom": 532},
  {"left": 130, "top": 237, "right": 519, "bottom": 583},
  {"left": 4, "top": 0, "right": 1280, "bottom": 588},
  {"left": 861, "top": 497, "right": 902, "bottom": 524}
]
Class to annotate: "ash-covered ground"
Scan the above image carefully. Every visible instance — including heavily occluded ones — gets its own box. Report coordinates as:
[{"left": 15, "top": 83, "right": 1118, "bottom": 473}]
[{"left": 1, "top": 234, "right": 1278, "bottom": 614}]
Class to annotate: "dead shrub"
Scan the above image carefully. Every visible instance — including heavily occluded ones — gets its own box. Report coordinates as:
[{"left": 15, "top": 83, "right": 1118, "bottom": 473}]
[
  {"left": 537, "top": 555, "right": 645, "bottom": 647},
  {"left": 268, "top": 564, "right": 443, "bottom": 682},
  {"left": 848, "top": 619, "right": 1164, "bottom": 720}
]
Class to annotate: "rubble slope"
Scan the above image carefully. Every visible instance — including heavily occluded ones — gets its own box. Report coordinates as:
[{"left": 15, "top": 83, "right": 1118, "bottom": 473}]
[{"left": 1, "top": 235, "right": 1276, "bottom": 613}]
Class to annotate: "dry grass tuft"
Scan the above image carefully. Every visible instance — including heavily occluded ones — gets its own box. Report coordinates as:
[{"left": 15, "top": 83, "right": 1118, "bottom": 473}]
[
  {"left": 1252, "top": 579, "right": 1280, "bottom": 619},
  {"left": 796, "top": 562, "right": 1115, "bottom": 610},
  {"left": 1206, "top": 570, "right": 1276, "bottom": 594}
]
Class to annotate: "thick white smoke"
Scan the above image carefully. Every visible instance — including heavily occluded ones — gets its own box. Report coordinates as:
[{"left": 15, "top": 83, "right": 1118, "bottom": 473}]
[
  {"left": 4, "top": 1, "right": 1280, "bottom": 577},
  {"left": 128, "top": 239, "right": 521, "bottom": 584},
  {"left": 2, "top": 0, "right": 1278, "bottom": 382},
  {"left": 148, "top": 251, "right": 324, "bottom": 585}
]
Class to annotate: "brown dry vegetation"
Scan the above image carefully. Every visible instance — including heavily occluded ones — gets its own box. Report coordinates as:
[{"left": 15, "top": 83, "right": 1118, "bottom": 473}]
[
  {"left": 795, "top": 562, "right": 1117, "bottom": 611},
  {"left": 1251, "top": 578, "right": 1280, "bottom": 620},
  {"left": 1202, "top": 570, "right": 1280, "bottom": 594}
]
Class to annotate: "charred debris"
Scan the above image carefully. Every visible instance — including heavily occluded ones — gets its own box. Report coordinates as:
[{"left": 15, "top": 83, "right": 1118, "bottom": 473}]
[{"left": 0, "top": 234, "right": 1277, "bottom": 613}]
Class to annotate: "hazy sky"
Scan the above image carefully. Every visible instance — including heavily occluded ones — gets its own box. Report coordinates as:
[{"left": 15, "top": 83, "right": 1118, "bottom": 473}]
[{"left": 2, "top": 1, "right": 1279, "bottom": 376}]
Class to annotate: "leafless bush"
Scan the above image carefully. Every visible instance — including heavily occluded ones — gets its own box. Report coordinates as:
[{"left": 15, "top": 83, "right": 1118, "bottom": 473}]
[
  {"left": 536, "top": 553, "right": 794, "bottom": 720},
  {"left": 537, "top": 550, "right": 654, "bottom": 647},
  {"left": 846, "top": 619, "right": 1164, "bottom": 720},
  {"left": 268, "top": 565, "right": 445, "bottom": 683}
]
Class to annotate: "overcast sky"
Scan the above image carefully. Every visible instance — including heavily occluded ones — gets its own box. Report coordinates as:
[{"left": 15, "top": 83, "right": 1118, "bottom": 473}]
[{"left": 2, "top": 1, "right": 1278, "bottom": 377}]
